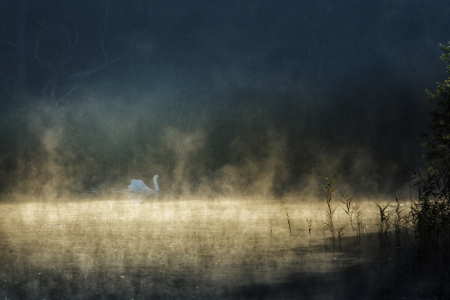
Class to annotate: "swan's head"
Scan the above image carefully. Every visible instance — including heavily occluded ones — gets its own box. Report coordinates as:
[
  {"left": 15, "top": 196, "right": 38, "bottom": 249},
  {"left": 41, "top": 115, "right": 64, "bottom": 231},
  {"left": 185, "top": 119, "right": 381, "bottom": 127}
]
[{"left": 153, "top": 175, "right": 160, "bottom": 192}]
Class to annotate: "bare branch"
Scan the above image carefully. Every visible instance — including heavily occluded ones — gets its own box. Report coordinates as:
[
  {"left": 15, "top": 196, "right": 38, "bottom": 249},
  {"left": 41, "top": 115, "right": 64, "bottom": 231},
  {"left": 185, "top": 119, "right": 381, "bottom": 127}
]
[
  {"left": 33, "top": 41, "right": 46, "bottom": 67},
  {"left": 0, "top": 40, "right": 18, "bottom": 53},
  {"left": 60, "top": 24, "right": 78, "bottom": 69},
  {"left": 66, "top": 65, "right": 107, "bottom": 79},
  {"left": 55, "top": 85, "right": 78, "bottom": 109},
  {"left": 33, "top": 41, "right": 56, "bottom": 73},
  {"left": 345, "top": 0, "right": 363, "bottom": 6},
  {"left": 62, "top": 24, "right": 78, "bottom": 51}
]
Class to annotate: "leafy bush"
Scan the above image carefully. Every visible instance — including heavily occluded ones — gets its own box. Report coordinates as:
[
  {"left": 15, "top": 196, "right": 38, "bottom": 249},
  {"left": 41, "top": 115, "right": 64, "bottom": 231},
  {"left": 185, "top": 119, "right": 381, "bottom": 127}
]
[{"left": 413, "top": 42, "right": 450, "bottom": 257}]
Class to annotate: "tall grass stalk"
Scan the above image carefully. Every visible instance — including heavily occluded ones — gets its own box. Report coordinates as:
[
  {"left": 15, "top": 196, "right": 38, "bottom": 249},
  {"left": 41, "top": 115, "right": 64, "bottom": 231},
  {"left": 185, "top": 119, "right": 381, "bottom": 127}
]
[
  {"left": 321, "top": 218, "right": 327, "bottom": 245},
  {"left": 340, "top": 194, "right": 355, "bottom": 236},
  {"left": 409, "top": 170, "right": 450, "bottom": 259},
  {"left": 269, "top": 218, "right": 273, "bottom": 237},
  {"left": 391, "top": 197, "right": 405, "bottom": 247},
  {"left": 306, "top": 216, "right": 312, "bottom": 237},
  {"left": 354, "top": 205, "right": 364, "bottom": 243},
  {"left": 376, "top": 203, "right": 392, "bottom": 246},
  {"left": 322, "top": 178, "right": 337, "bottom": 247},
  {"left": 286, "top": 212, "right": 292, "bottom": 237},
  {"left": 337, "top": 224, "right": 345, "bottom": 249}
]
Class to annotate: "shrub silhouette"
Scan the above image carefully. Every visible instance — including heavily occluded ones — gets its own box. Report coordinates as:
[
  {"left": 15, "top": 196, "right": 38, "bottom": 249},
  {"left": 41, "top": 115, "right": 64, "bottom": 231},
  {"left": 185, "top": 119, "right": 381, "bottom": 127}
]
[{"left": 414, "top": 42, "right": 450, "bottom": 257}]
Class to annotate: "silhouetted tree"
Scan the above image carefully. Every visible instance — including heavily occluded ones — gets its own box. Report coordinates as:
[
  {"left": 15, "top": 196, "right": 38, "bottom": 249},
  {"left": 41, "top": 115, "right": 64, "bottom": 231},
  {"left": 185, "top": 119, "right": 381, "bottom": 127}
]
[
  {"left": 0, "top": 0, "right": 131, "bottom": 101},
  {"left": 421, "top": 42, "right": 450, "bottom": 173},
  {"left": 413, "top": 42, "right": 450, "bottom": 257},
  {"left": 33, "top": 0, "right": 132, "bottom": 100},
  {"left": 0, "top": 0, "right": 38, "bottom": 88}
]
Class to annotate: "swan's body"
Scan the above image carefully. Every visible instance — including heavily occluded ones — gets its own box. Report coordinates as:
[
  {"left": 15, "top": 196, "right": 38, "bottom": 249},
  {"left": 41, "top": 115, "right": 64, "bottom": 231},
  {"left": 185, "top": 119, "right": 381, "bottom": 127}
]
[{"left": 127, "top": 175, "right": 159, "bottom": 203}]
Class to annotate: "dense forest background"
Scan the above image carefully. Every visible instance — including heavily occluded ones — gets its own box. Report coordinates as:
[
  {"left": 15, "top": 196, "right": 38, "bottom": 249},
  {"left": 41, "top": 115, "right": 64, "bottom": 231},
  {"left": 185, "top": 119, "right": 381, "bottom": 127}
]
[{"left": 0, "top": 0, "right": 449, "bottom": 198}]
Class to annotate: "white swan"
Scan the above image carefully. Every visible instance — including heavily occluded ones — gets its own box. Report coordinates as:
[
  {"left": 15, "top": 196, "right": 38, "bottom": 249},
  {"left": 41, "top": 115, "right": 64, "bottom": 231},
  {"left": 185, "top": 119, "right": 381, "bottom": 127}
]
[{"left": 127, "top": 175, "right": 160, "bottom": 203}]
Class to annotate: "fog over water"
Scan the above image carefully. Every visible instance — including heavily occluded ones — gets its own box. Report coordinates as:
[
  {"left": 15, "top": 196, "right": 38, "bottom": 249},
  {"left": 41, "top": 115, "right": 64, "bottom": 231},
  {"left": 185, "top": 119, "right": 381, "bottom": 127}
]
[
  {"left": 0, "top": 2, "right": 450, "bottom": 298},
  {"left": 1, "top": 198, "right": 422, "bottom": 299}
]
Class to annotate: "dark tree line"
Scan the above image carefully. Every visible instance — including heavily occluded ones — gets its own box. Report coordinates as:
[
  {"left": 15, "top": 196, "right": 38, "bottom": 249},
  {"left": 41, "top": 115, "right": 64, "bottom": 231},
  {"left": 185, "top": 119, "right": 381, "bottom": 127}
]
[
  {"left": 0, "top": 0, "right": 138, "bottom": 104},
  {"left": 0, "top": 0, "right": 449, "bottom": 106},
  {"left": 0, "top": 0, "right": 449, "bottom": 194}
]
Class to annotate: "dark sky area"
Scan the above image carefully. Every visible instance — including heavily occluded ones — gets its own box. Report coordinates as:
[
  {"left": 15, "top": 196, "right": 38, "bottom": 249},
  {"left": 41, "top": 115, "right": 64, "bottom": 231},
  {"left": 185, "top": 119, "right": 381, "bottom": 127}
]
[{"left": 0, "top": 0, "right": 449, "bottom": 198}]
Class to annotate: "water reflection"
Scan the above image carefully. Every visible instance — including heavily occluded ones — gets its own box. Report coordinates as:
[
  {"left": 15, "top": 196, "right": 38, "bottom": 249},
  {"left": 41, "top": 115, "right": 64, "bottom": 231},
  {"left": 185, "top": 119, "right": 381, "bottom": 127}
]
[
  {"left": 0, "top": 197, "right": 434, "bottom": 299},
  {"left": 130, "top": 191, "right": 160, "bottom": 204}
]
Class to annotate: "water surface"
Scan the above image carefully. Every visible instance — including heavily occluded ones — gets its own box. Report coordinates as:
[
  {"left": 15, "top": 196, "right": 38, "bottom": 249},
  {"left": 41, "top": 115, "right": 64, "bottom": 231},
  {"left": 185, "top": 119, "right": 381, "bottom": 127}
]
[{"left": 0, "top": 196, "right": 439, "bottom": 299}]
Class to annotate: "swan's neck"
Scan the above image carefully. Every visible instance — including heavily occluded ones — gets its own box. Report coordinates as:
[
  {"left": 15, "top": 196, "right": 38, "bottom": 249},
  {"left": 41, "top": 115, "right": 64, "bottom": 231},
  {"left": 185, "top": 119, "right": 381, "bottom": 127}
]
[{"left": 153, "top": 177, "right": 159, "bottom": 192}]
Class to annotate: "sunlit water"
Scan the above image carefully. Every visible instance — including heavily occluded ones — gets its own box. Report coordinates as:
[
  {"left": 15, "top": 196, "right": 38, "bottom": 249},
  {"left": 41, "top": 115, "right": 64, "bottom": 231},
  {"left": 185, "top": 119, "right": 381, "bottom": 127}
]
[{"left": 0, "top": 196, "right": 424, "bottom": 299}]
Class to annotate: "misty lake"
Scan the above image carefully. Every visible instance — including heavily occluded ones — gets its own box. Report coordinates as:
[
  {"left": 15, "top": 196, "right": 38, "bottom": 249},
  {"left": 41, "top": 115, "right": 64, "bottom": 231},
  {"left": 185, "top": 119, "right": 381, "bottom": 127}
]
[{"left": 0, "top": 196, "right": 444, "bottom": 299}]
